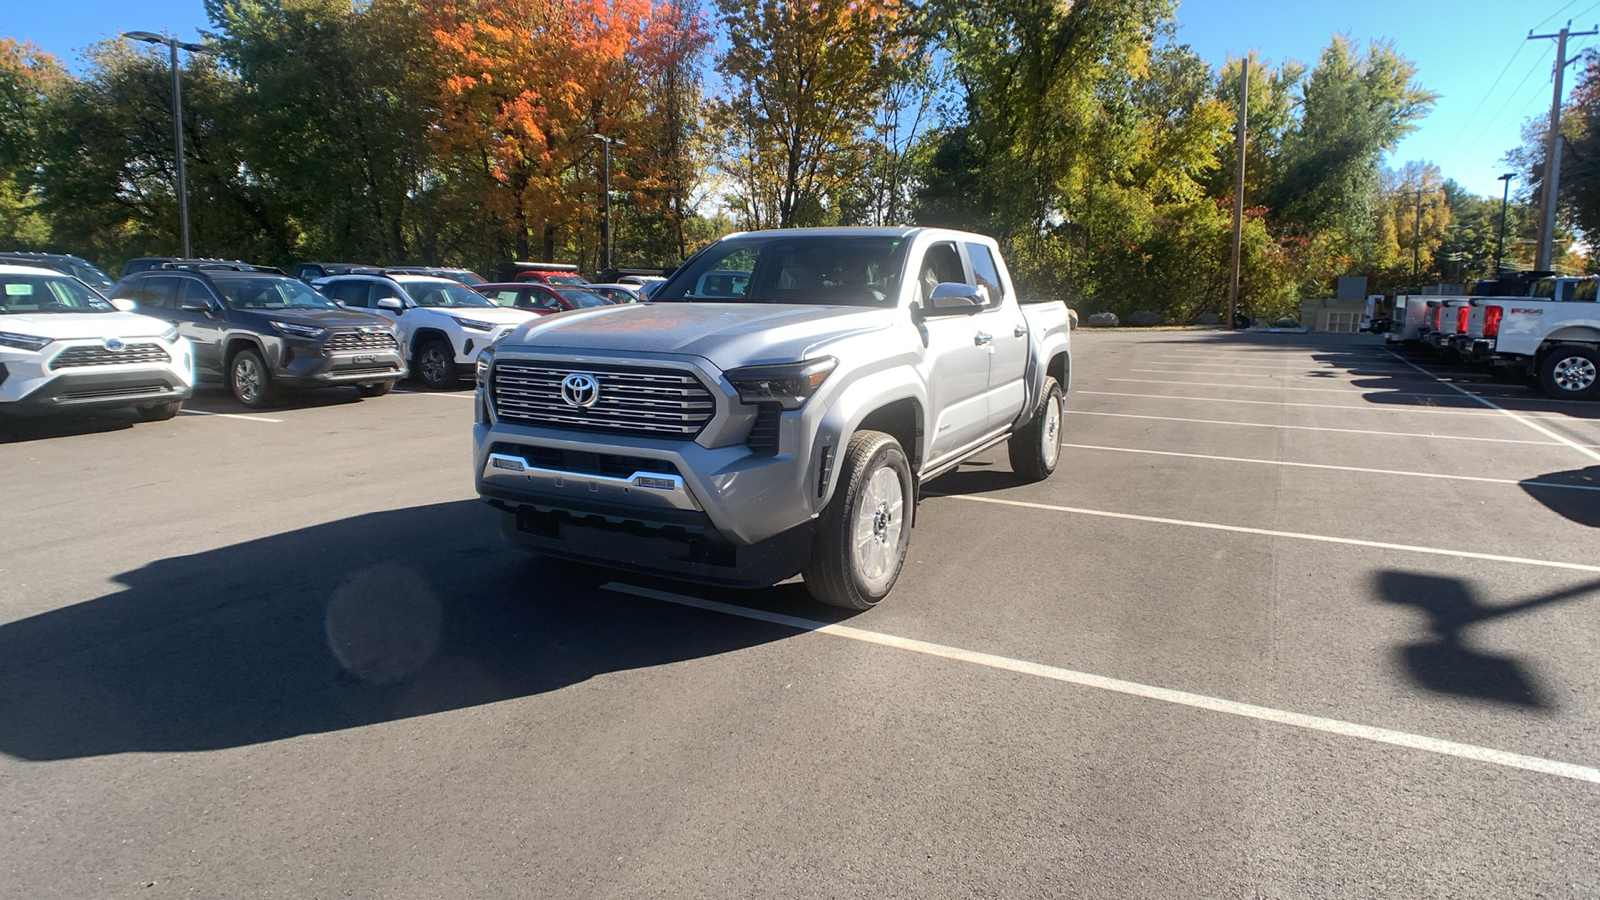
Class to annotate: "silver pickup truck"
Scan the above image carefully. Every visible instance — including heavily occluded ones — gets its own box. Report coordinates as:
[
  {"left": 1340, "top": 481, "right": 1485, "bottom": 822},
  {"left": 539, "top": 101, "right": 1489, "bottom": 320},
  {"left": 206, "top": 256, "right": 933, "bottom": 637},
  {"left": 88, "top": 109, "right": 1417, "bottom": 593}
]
[{"left": 473, "top": 227, "right": 1072, "bottom": 608}]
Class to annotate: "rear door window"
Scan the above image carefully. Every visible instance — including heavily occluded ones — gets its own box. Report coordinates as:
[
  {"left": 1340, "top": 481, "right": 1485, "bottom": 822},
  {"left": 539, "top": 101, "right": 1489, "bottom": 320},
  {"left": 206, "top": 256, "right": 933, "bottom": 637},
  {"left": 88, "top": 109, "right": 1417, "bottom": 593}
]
[{"left": 963, "top": 243, "right": 1006, "bottom": 305}]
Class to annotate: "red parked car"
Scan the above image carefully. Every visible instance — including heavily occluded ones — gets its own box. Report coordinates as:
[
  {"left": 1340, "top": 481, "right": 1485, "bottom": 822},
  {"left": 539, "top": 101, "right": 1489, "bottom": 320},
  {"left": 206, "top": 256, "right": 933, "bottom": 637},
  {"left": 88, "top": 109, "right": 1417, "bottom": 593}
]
[{"left": 474, "top": 282, "right": 614, "bottom": 314}]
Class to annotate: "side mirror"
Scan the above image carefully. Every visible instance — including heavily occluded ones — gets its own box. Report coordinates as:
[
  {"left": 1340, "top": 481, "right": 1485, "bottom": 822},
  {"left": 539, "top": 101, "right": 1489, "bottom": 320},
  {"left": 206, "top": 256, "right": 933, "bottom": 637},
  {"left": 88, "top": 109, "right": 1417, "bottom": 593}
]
[
  {"left": 376, "top": 297, "right": 403, "bottom": 312},
  {"left": 333, "top": 299, "right": 347, "bottom": 308},
  {"left": 917, "top": 283, "right": 988, "bottom": 318},
  {"left": 178, "top": 298, "right": 211, "bottom": 313},
  {"left": 109, "top": 297, "right": 137, "bottom": 312}
]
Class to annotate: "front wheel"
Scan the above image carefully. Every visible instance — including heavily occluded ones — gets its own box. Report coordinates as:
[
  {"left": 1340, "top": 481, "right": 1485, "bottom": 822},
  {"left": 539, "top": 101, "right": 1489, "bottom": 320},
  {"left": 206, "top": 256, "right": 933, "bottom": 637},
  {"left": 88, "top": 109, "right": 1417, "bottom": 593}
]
[
  {"left": 1538, "top": 346, "right": 1600, "bottom": 401},
  {"left": 136, "top": 400, "right": 182, "bottom": 422},
  {"left": 230, "top": 348, "right": 276, "bottom": 409},
  {"left": 803, "top": 431, "right": 913, "bottom": 610},
  {"left": 1008, "top": 376, "right": 1063, "bottom": 481},
  {"left": 415, "top": 339, "right": 457, "bottom": 390}
]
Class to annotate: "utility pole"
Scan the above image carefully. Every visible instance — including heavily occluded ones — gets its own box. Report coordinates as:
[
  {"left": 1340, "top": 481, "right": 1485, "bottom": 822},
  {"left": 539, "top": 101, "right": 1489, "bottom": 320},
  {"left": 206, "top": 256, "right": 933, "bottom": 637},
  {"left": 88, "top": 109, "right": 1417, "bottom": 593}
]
[
  {"left": 1528, "top": 22, "right": 1598, "bottom": 271},
  {"left": 123, "top": 31, "right": 216, "bottom": 258},
  {"left": 1228, "top": 57, "right": 1248, "bottom": 330},
  {"left": 1494, "top": 172, "right": 1515, "bottom": 276},
  {"left": 586, "top": 133, "right": 624, "bottom": 274}
]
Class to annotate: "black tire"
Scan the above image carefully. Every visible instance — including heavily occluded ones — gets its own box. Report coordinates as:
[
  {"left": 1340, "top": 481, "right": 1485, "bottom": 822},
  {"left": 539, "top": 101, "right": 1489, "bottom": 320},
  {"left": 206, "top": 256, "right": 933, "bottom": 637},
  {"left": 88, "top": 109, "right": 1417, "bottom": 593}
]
[
  {"left": 1537, "top": 345, "right": 1600, "bottom": 401},
  {"left": 229, "top": 348, "right": 277, "bottom": 409},
  {"left": 415, "top": 339, "right": 457, "bottom": 390},
  {"left": 802, "top": 431, "right": 913, "bottom": 610},
  {"left": 135, "top": 400, "right": 182, "bottom": 422},
  {"left": 356, "top": 380, "right": 395, "bottom": 398},
  {"left": 1008, "top": 376, "right": 1063, "bottom": 481}
]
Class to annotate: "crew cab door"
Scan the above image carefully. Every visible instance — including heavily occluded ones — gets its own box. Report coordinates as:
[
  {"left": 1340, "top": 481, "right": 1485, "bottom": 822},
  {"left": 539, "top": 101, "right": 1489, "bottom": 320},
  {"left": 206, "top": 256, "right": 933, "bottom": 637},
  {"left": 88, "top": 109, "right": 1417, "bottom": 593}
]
[
  {"left": 916, "top": 241, "right": 996, "bottom": 463},
  {"left": 963, "top": 241, "right": 1029, "bottom": 428}
]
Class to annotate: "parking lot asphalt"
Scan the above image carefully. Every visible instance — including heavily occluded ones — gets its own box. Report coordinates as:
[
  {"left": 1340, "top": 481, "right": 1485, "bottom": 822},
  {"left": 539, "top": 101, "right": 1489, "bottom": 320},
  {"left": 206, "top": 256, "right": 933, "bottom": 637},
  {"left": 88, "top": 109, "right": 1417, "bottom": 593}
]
[{"left": 2, "top": 330, "right": 1597, "bottom": 898}]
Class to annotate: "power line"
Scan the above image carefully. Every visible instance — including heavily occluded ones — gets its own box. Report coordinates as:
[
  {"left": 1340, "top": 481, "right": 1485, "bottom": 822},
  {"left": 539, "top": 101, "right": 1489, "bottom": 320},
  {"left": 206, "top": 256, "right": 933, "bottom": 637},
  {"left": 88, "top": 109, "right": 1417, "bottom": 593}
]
[
  {"left": 1534, "top": 0, "right": 1582, "bottom": 31},
  {"left": 1447, "top": 42, "right": 1526, "bottom": 148},
  {"left": 1451, "top": 44, "right": 1554, "bottom": 166}
]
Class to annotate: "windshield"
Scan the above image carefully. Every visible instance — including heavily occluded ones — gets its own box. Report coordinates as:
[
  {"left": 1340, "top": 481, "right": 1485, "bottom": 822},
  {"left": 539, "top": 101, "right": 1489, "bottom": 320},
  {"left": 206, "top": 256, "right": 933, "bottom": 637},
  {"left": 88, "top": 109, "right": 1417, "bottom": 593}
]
[
  {"left": 406, "top": 281, "right": 495, "bottom": 308},
  {"left": 0, "top": 272, "right": 115, "bottom": 313},
  {"left": 70, "top": 262, "right": 115, "bottom": 292},
  {"left": 556, "top": 289, "right": 611, "bottom": 308},
  {"left": 546, "top": 274, "right": 588, "bottom": 286},
  {"left": 439, "top": 270, "right": 485, "bottom": 286},
  {"left": 212, "top": 276, "right": 339, "bottom": 310},
  {"left": 655, "top": 235, "right": 907, "bottom": 306}
]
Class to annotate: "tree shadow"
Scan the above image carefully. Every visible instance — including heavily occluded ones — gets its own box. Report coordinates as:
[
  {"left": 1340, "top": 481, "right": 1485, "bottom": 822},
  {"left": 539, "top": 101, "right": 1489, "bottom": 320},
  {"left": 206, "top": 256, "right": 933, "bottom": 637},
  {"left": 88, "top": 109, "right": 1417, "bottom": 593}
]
[
  {"left": 1522, "top": 466, "right": 1600, "bottom": 527},
  {"left": 1373, "top": 570, "right": 1600, "bottom": 709},
  {"left": 0, "top": 500, "right": 810, "bottom": 761}
]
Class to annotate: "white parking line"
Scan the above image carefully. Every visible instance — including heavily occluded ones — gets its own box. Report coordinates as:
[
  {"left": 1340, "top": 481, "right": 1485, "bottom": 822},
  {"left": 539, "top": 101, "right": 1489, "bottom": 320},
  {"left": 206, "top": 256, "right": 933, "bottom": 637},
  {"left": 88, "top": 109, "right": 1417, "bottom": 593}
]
[
  {"left": 1113, "top": 377, "right": 1462, "bottom": 396},
  {"left": 1130, "top": 367, "right": 1490, "bottom": 384},
  {"left": 1383, "top": 350, "right": 1600, "bottom": 464},
  {"left": 178, "top": 410, "right": 283, "bottom": 423},
  {"left": 935, "top": 493, "right": 1600, "bottom": 574},
  {"left": 1069, "top": 410, "right": 1600, "bottom": 446},
  {"left": 602, "top": 582, "right": 1600, "bottom": 786},
  {"left": 1059, "top": 443, "right": 1600, "bottom": 492},
  {"left": 1078, "top": 391, "right": 1504, "bottom": 417},
  {"left": 1155, "top": 360, "right": 1435, "bottom": 373},
  {"left": 393, "top": 390, "right": 475, "bottom": 398}
]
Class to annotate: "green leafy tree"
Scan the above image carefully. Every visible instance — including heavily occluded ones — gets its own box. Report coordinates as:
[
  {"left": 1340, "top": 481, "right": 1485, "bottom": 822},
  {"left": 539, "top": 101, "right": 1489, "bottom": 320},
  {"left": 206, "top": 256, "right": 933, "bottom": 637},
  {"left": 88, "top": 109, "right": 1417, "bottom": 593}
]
[{"left": 0, "top": 39, "right": 66, "bottom": 247}]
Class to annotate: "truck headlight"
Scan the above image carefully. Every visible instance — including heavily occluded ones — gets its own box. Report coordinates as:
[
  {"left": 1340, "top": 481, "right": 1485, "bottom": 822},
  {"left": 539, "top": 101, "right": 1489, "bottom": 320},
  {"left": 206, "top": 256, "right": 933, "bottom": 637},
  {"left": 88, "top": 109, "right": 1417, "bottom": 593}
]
[
  {"left": 725, "top": 357, "right": 837, "bottom": 410},
  {"left": 0, "top": 330, "right": 53, "bottom": 351}
]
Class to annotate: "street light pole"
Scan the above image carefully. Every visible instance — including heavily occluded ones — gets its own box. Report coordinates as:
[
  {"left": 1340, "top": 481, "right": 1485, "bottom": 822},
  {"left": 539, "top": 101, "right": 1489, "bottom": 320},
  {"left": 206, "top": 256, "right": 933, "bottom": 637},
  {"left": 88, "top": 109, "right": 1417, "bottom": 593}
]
[
  {"left": 122, "top": 31, "right": 215, "bottom": 258},
  {"left": 586, "top": 133, "right": 624, "bottom": 274},
  {"left": 1494, "top": 173, "right": 1516, "bottom": 277}
]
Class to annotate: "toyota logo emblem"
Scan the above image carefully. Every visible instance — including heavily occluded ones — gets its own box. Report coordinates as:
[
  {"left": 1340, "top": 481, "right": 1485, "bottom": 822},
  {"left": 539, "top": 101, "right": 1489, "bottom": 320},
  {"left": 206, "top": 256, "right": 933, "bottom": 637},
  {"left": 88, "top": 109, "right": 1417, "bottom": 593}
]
[
  {"left": 103, "top": 338, "right": 125, "bottom": 352},
  {"left": 560, "top": 373, "right": 601, "bottom": 408}
]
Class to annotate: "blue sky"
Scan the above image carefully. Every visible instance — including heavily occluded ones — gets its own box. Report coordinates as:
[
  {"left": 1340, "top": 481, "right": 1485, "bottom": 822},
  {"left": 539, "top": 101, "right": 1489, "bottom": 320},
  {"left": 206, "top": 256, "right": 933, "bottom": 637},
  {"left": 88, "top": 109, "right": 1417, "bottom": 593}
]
[{"left": 7, "top": 0, "right": 1595, "bottom": 200}]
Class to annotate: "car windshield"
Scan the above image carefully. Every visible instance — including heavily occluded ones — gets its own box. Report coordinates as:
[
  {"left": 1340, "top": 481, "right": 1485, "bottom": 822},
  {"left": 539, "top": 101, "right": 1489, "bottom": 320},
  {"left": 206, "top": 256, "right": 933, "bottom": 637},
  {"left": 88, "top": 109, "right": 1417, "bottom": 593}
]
[
  {"left": 407, "top": 281, "right": 495, "bottom": 308},
  {"left": 546, "top": 274, "right": 588, "bottom": 286},
  {"left": 654, "top": 235, "right": 907, "bottom": 306},
  {"left": 444, "top": 271, "right": 485, "bottom": 286},
  {"left": 212, "top": 276, "right": 339, "bottom": 310},
  {"left": 0, "top": 272, "right": 115, "bottom": 313},
  {"left": 69, "top": 262, "right": 115, "bottom": 292},
  {"left": 556, "top": 289, "right": 611, "bottom": 308}
]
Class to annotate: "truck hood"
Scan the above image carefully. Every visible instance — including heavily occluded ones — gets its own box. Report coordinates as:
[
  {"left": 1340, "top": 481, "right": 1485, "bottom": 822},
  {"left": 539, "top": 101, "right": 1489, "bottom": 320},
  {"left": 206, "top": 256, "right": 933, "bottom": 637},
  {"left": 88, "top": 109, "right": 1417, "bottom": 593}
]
[
  {"left": 510, "top": 302, "right": 893, "bottom": 369},
  {"left": 0, "top": 310, "right": 176, "bottom": 340}
]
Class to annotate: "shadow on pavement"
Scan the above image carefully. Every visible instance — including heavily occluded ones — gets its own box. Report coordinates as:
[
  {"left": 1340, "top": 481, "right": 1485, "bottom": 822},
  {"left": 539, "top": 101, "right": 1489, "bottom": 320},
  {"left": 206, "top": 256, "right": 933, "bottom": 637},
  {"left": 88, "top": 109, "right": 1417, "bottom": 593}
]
[
  {"left": 0, "top": 410, "right": 138, "bottom": 443},
  {"left": 1522, "top": 466, "right": 1600, "bottom": 527},
  {"left": 0, "top": 500, "right": 816, "bottom": 761},
  {"left": 1374, "top": 570, "right": 1600, "bottom": 709}
]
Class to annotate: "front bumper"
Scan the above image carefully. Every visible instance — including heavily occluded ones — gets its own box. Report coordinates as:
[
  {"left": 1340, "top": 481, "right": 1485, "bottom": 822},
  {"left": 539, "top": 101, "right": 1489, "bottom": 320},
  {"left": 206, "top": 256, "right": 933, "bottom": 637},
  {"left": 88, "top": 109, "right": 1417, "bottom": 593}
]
[
  {"left": 271, "top": 345, "right": 407, "bottom": 387},
  {"left": 1, "top": 368, "right": 192, "bottom": 416}
]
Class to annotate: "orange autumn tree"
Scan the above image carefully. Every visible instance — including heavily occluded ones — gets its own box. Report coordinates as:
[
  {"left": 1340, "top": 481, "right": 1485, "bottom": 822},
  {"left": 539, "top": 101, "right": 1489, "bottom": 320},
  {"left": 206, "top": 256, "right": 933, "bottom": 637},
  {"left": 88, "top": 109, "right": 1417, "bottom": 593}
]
[{"left": 425, "top": 0, "right": 704, "bottom": 262}]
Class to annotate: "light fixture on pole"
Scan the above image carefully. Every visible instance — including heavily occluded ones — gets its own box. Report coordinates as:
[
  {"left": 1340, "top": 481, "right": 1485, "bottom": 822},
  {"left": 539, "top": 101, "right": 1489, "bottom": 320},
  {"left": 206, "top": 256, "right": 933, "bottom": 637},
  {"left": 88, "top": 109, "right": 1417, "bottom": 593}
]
[
  {"left": 1494, "top": 173, "right": 1516, "bottom": 277},
  {"left": 586, "top": 133, "right": 625, "bottom": 273},
  {"left": 123, "top": 31, "right": 216, "bottom": 259}
]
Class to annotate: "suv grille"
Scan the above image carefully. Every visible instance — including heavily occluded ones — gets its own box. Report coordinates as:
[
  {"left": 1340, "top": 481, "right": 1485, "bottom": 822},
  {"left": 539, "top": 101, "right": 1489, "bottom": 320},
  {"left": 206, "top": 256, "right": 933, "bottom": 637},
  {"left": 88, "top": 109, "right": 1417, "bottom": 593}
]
[
  {"left": 326, "top": 330, "right": 398, "bottom": 352},
  {"left": 51, "top": 343, "right": 170, "bottom": 369},
  {"left": 491, "top": 361, "right": 716, "bottom": 438}
]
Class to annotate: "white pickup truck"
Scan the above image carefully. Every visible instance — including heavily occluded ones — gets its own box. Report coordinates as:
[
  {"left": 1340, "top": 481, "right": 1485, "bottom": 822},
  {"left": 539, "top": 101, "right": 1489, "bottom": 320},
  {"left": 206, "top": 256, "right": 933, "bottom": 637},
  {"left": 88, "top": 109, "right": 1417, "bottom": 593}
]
[
  {"left": 1457, "top": 283, "right": 1600, "bottom": 400},
  {"left": 473, "top": 227, "right": 1073, "bottom": 608}
]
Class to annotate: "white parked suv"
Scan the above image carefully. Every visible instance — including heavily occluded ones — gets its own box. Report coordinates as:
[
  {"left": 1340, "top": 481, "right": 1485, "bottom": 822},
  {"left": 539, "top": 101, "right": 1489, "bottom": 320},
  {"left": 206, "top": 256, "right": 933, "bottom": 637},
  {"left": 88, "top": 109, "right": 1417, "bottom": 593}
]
[
  {"left": 0, "top": 264, "right": 193, "bottom": 421},
  {"left": 315, "top": 274, "right": 543, "bottom": 389}
]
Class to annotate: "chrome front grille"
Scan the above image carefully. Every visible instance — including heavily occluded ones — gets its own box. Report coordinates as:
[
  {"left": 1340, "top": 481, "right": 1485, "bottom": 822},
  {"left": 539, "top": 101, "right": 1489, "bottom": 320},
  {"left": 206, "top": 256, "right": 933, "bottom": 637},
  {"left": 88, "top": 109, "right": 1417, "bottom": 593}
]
[
  {"left": 491, "top": 361, "right": 716, "bottom": 438},
  {"left": 51, "top": 343, "right": 170, "bottom": 369},
  {"left": 326, "top": 330, "right": 398, "bottom": 352}
]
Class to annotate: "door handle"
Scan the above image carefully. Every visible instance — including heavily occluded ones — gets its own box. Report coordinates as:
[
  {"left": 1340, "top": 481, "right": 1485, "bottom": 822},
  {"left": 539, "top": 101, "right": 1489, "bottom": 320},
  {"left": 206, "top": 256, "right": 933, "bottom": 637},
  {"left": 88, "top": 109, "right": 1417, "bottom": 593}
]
[
  {"left": 1014, "top": 324, "right": 1028, "bottom": 337},
  {"left": 974, "top": 332, "right": 993, "bottom": 345}
]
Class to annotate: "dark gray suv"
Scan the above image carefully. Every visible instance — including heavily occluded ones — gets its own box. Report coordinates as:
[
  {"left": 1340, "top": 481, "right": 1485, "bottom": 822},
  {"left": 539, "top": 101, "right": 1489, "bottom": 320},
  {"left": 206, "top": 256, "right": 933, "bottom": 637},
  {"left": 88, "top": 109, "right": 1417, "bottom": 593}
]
[{"left": 110, "top": 270, "right": 407, "bottom": 408}]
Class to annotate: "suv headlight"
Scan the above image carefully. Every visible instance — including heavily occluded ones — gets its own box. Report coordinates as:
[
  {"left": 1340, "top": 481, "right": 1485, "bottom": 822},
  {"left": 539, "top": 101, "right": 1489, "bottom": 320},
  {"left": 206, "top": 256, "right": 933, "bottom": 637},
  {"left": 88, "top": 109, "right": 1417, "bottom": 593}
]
[
  {"left": 724, "top": 357, "right": 837, "bottom": 410},
  {"left": 270, "top": 321, "right": 326, "bottom": 339},
  {"left": 454, "top": 316, "right": 495, "bottom": 331},
  {"left": 0, "top": 330, "right": 53, "bottom": 352},
  {"left": 158, "top": 324, "right": 180, "bottom": 343}
]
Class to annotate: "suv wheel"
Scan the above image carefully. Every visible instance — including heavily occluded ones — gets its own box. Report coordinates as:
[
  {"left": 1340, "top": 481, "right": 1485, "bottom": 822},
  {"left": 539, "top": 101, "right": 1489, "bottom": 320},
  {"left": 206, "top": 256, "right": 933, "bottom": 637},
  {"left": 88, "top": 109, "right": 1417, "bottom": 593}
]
[
  {"left": 416, "top": 339, "right": 456, "bottom": 390},
  {"left": 136, "top": 400, "right": 182, "bottom": 422},
  {"left": 230, "top": 348, "right": 276, "bottom": 409},
  {"left": 1538, "top": 346, "right": 1600, "bottom": 400},
  {"left": 803, "top": 430, "right": 912, "bottom": 610}
]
